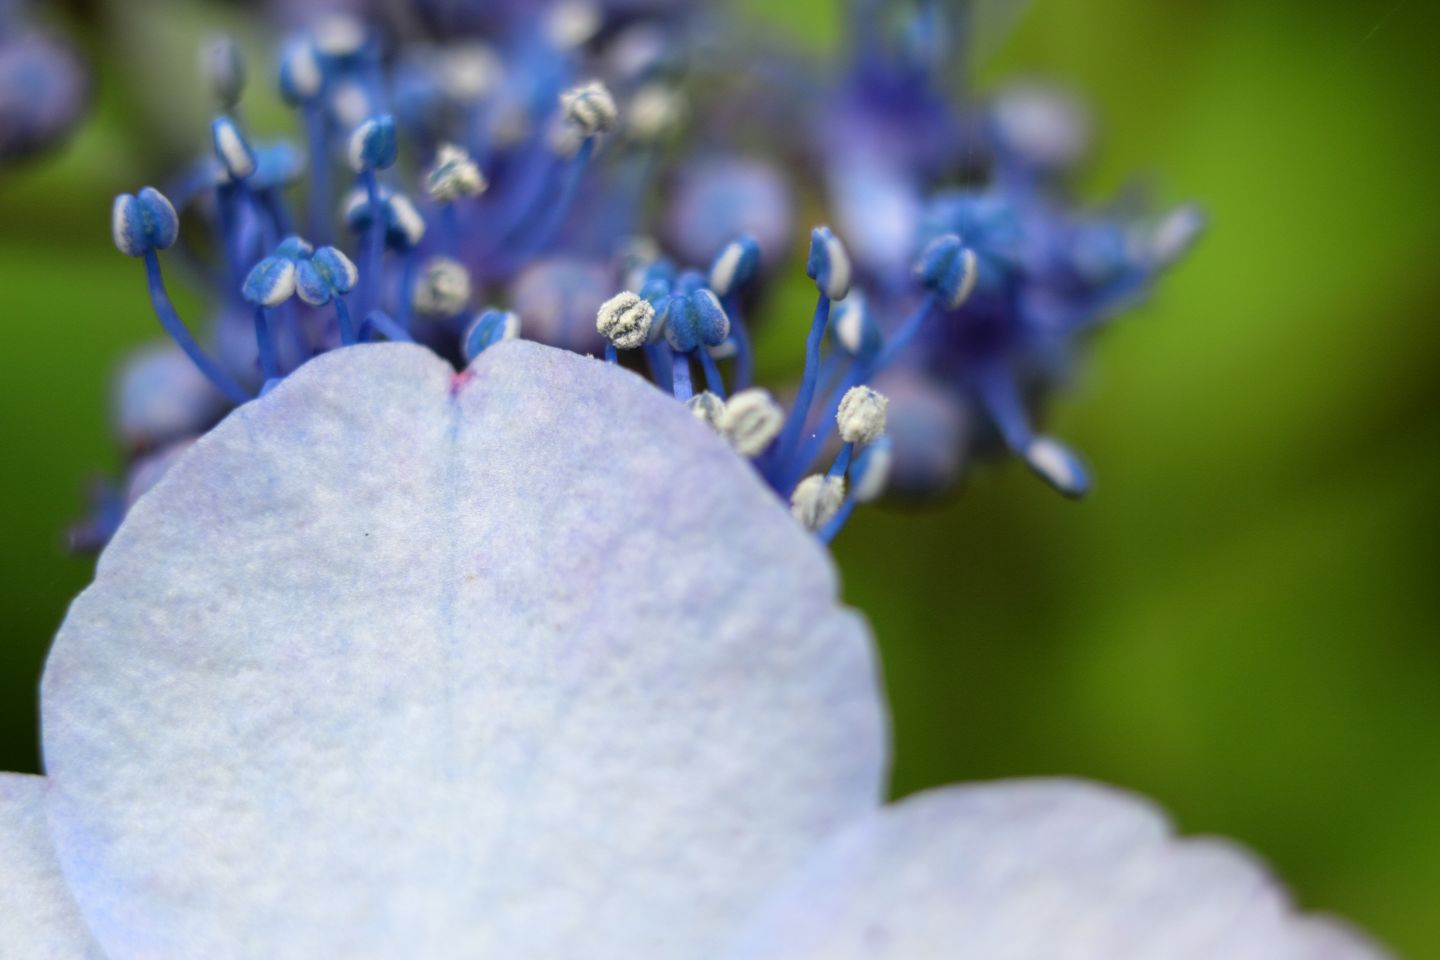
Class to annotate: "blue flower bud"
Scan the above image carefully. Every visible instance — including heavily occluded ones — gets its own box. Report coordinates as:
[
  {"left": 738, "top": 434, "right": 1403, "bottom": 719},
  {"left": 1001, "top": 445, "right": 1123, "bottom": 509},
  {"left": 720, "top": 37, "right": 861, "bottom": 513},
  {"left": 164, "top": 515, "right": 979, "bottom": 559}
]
[
  {"left": 805, "top": 225, "right": 852, "bottom": 301},
  {"left": 660, "top": 294, "right": 700, "bottom": 353},
  {"left": 672, "top": 269, "right": 707, "bottom": 297},
  {"left": 112, "top": 187, "right": 178, "bottom": 257},
  {"left": 274, "top": 235, "right": 314, "bottom": 261},
  {"left": 279, "top": 40, "right": 323, "bottom": 105},
  {"left": 462, "top": 309, "right": 521, "bottom": 362},
  {"left": 212, "top": 115, "right": 256, "bottom": 181},
  {"left": 311, "top": 247, "right": 358, "bottom": 295},
  {"left": 691, "top": 289, "right": 730, "bottom": 347},
  {"left": 348, "top": 115, "right": 398, "bottom": 172},
  {"left": 242, "top": 256, "right": 297, "bottom": 307},
  {"left": 914, "top": 233, "right": 978, "bottom": 310},
  {"left": 342, "top": 189, "right": 426, "bottom": 250},
  {"left": 707, "top": 235, "right": 760, "bottom": 297},
  {"left": 202, "top": 35, "right": 246, "bottom": 108}
]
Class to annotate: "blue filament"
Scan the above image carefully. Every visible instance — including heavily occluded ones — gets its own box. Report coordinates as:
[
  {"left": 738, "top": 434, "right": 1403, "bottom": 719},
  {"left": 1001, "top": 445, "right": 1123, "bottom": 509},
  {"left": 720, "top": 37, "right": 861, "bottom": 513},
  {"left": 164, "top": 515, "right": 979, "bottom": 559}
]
[{"left": 142, "top": 250, "right": 250, "bottom": 404}]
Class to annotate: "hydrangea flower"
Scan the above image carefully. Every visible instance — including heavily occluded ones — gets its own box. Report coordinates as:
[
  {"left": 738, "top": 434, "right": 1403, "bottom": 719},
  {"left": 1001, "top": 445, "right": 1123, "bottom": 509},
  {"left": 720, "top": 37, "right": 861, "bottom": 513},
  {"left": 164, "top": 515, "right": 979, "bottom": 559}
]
[
  {"left": 2, "top": 340, "right": 1387, "bottom": 958},
  {"left": 0, "top": 3, "right": 89, "bottom": 163}
]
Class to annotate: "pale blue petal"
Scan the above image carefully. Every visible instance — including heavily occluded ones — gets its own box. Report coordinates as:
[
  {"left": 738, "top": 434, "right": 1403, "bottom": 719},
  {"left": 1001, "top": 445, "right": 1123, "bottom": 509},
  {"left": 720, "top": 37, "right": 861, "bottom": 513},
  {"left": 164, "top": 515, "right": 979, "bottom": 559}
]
[
  {"left": 725, "top": 779, "right": 1390, "bottom": 960},
  {"left": 0, "top": 774, "right": 106, "bottom": 959},
  {"left": 41, "top": 341, "right": 885, "bottom": 960}
]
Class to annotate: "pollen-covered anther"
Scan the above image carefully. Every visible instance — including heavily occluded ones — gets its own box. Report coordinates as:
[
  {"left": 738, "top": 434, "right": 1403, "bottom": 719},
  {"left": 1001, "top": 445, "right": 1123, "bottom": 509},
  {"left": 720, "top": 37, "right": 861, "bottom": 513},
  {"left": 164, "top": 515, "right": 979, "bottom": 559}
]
[
  {"left": 805, "top": 225, "right": 852, "bottom": 301},
  {"left": 836, "top": 386, "right": 889, "bottom": 445},
  {"left": 211, "top": 115, "right": 256, "bottom": 181},
  {"left": 627, "top": 85, "right": 685, "bottom": 141},
  {"left": 296, "top": 246, "right": 358, "bottom": 306},
  {"left": 412, "top": 257, "right": 472, "bottom": 318},
  {"left": 719, "top": 388, "right": 784, "bottom": 457},
  {"left": 560, "top": 81, "right": 618, "bottom": 138},
  {"left": 915, "top": 233, "right": 978, "bottom": 310},
  {"left": 1025, "top": 436, "right": 1091, "bottom": 498},
  {"left": 596, "top": 291, "right": 655, "bottom": 350},
  {"left": 686, "top": 391, "right": 725, "bottom": 431},
  {"left": 349, "top": 115, "right": 398, "bottom": 173},
  {"left": 463, "top": 309, "right": 522, "bottom": 362},
  {"left": 790, "top": 474, "right": 846, "bottom": 531},
  {"left": 426, "top": 144, "right": 488, "bottom": 202},
  {"left": 112, "top": 187, "right": 179, "bottom": 257}
]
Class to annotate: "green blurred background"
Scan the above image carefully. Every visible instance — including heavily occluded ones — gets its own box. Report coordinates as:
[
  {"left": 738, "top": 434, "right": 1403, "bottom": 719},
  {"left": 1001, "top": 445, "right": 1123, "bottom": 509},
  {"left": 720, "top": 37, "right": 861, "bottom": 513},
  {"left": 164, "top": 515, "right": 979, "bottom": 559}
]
[{"left": 2, "top": 0, "right": 1437, "bottom": 954}]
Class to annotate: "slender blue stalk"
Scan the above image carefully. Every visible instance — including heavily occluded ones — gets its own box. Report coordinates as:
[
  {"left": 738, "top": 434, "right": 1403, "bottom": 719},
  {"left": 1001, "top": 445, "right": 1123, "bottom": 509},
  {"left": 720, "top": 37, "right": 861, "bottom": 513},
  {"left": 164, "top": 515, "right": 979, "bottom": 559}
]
[
  {"left": 643, "top": 342, "right": 673, "bottom": 390},
  {"left": 723, "top": 293, "right": 754, "bottom": 390},
  {"left": 671, "top": 352, "right": 693, "bottom": 401},
  {"left": 442, "top": 203, "right": 461, "bottom": 258},
  {"left": 696, "top": 348, "right": 726, "bottom": 398},
  {"left": 141, "top": 251, "right": 250, "bottom": 404},
  {"left": 304, "top": 102, "right": 331, "bottom": 244},
  {"left": 252, "top": 304, "right": 280, "bottom": 381},
  {"left": 604, "top": 342, "right": 617, "bottom": 364},
  {"left": 767, "top": 293, "right": 831, "bottom": 481},
  {"left": 360, "top": 310, "right": 415, "bottom": 343},
  {"left": 508, "top": 137, "right": 595, "bottom": 264},
  {"left": 335, "top": 296, "right": 357, "bottom": 346},
  {"left": 973, "top": 361, "right": 1033, "bottom": 452},
  {"left": 791, "top": 293, "right": 940, "bottom": 480},
  {"left": 827, "top": 442, "right": 854, "bottom": 479},
  {"left": 818, "top": 496, "right": 858, "bottom": 545},
  {"left": 395, "top": 249, "right": 419, "bottom": 333},
  {"left": 361, "top": 169, "right": 384, "bottom": 315}
]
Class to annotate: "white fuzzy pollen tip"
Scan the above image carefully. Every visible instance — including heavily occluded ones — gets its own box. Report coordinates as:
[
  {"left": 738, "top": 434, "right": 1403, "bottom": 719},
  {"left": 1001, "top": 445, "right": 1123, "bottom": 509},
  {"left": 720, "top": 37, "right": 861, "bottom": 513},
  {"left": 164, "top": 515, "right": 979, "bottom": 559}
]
[
  {"left": 951, "top": 248, "right": 979, "bottom": 308},
  {"left": 547, "top": 1, "right": 601, "bottom": 49},
  {"left": 686, "top": 392, "right": 725, "bottom": 431},
  {"left": 315, "top": 15, "right": 366, "bottom": 57},
  {"left": 823, "top": 235, "right": 851, "bottom": 300},
  {"left": 836, "top": 385, "right": 889, "bottom": 444},
  {"left": 833, "top": 294, "right": 868, "bottom": 354},
  {"left": 596, "top": 291, "right": 654, "bottom": 350},
  {"left": 628, "top": 85, "right": 685, "bottom": 141},
  {"left": 388, "top": 194, "right": 427, "bottom": 247},
  {"left": 428, "top": 144, "right": 488, "bottom": 201},
  {"left": 412, "top": 257, "right": 471, "bottom": 317},
  {"left": 561, "top": 81, "right": 618, "bottom": 137},
  {"left": 790, "top": 475, "right": 846, "bottom": 531},
  {"left": 1026, "top": 437, "right": 1081, "bottom": 493},
  {"left": 719, "top": 388, "right": 784, "bottom": 457}
]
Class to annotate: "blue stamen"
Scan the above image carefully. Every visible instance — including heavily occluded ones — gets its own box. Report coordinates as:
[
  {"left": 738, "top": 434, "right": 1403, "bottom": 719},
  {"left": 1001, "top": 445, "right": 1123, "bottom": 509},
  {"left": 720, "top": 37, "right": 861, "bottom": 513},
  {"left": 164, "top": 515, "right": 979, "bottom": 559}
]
[
  {"left": 252, "top": 304, "right": 280, "bottom": 380},
  {"left": 360, "top": 168, "right": 384, "bottom": 314},
  {"left": 768, "top": 291, "right": 832, "bottom": 481},
  {"left": 141, "top": 251, "right": 250, "bottom": 404},
  {"left": 360, "top": 310, "right": 414, "bottom": 343},
  {"left": 697, "top": 347, "right": 726, "bottom": 398},
  {"left": 671, "top": 352, "right": 693, "bottom": 401},
  {"left": 334, "top": 297, "right": 356, "bottom": 346}
]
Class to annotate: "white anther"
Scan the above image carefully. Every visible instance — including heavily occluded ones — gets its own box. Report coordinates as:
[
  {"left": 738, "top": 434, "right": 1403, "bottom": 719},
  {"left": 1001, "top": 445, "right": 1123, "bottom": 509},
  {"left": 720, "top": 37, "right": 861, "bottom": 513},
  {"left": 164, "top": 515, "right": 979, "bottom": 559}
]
[
  {"left": 214, "top": 122, "right": 254, "bottom": 180},
  {"left": 991, "top": 83, "right": 1090, "bottom": 170},
  {"left": 709, "top": 243, "right": 745, "bottom": 298},
  {"left": 546, "top": 1, "right": 601, "bottom": 49},
  {"left": 836, "top": 385, "right": 889, "bottom": 444},
  {"left": 950, "top": 247, "right": 979, "bottom": 309},
  {"left": 412, "top": 257, "right": 472, "bottom": 317},
  {"left": 1149, "top": 205, "right": 1205, "bottom": 268},
  {"left": 719, "top": 388, "right": 784, "bottom": 457},
  {"left": 440, "top": 43, "right": 502, "bottom": 102},
  {"left": 627, "top": 85, "right": 685, "bottom": 141},
  {"left": 1026, "top": 437, "right": 1083, "bottom": 494},
  {"left": 820, "top": 232, "right": 851, "bottom": 301},
  {"left": 387, "top": 193, "right": 427, "bottom": 247},
  {"left": 427, "top": 144, "right": 488, "bottom": 202},
  {"left": 560, "top": 81, "right": 618, "bottom": 137},
  {"left": 596, "top": 291, "right": 654, "bottom": 350},
  {"left": 832, "top": 292, "right": 869, "bottom": 356},
  {"left": 314, "top": 14, "right": 366, "bottom": 57},
  {"left": 790, "top": 475, "right": 846, "bottom": 531},
  {"left": 329, "top": 81, "right": 371, "bottom": 130},
  {"left": 283, "top": 41, "right": 322, "bottom": 100},
  {"left": 686, "top": 391, "right": 726, "bottom": 431},
  {"left": 852, "top": 442, "right": 893, "bottom": 504}
]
